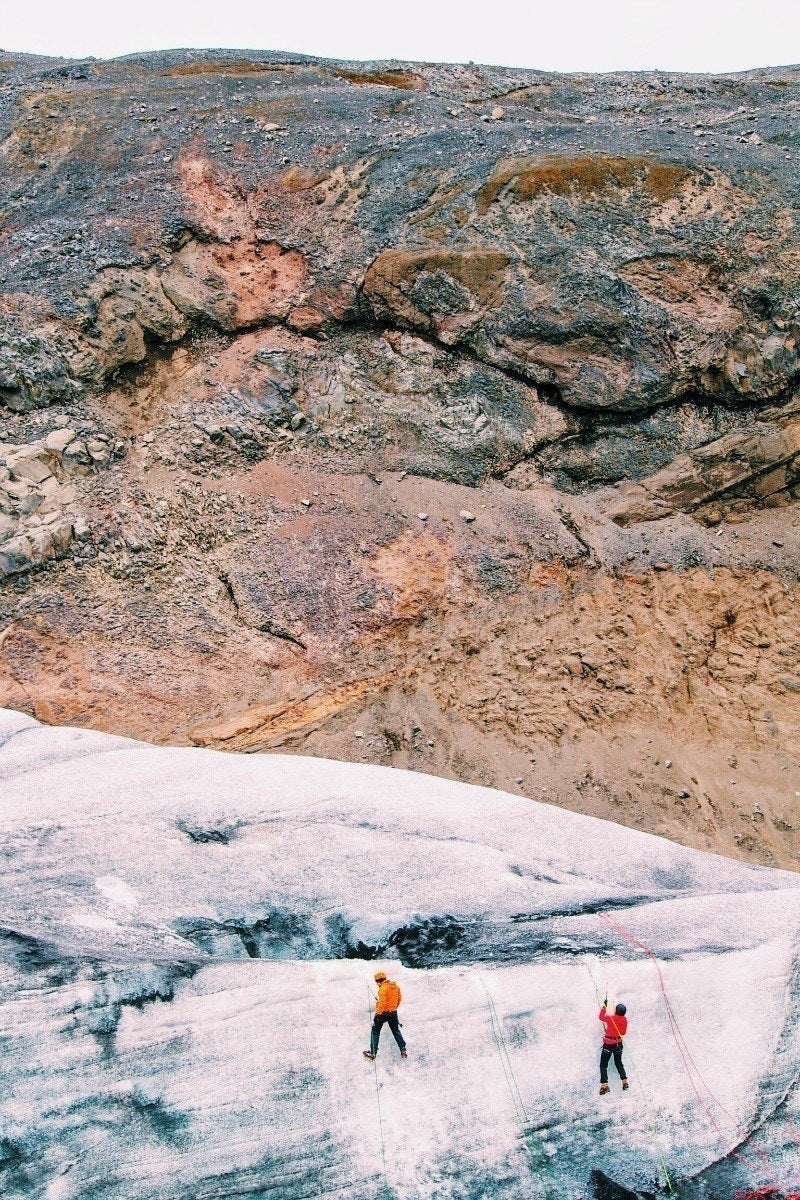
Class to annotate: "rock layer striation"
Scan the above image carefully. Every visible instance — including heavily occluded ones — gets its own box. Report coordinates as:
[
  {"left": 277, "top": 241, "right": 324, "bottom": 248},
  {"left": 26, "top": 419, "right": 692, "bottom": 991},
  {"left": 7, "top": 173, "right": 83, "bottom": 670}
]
[{"left": 1, "top": 50, "right": 800, "bottom": 864}]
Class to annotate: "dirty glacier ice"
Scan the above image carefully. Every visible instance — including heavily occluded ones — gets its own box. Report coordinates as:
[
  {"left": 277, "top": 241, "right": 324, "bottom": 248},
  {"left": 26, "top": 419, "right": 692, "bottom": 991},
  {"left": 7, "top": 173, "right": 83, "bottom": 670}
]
[{"left": 0, "top": 708, "right": 799, "bottom": 1199}]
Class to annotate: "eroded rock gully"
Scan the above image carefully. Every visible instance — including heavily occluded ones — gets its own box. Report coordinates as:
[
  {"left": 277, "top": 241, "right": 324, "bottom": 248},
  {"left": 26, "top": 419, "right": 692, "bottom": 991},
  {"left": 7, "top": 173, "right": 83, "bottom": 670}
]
[{"left": 1, "top": 50, "right": 799, "bottom": 867}]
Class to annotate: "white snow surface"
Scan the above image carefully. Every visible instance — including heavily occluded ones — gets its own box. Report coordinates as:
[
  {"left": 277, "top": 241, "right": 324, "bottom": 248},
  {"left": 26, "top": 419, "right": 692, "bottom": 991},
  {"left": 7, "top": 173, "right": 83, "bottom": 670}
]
[{"left": 1, "top": 708, "right": 799, "bottom": 1200}]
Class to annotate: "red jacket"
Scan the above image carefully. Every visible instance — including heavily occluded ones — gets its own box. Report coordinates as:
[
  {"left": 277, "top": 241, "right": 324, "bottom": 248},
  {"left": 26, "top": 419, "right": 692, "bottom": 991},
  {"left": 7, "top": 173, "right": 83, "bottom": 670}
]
[{"left": 599, "top": 1005, "right": 627, "bottom": 1044}]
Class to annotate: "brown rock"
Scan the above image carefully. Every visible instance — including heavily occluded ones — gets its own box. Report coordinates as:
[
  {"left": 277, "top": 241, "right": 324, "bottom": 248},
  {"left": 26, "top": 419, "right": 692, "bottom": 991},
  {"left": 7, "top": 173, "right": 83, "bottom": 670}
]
[
  {"left": 161, "top": 239, "right": 307, "bottom": 331},
  {"left": 332, "top": 68, "right": 426, "bottom": 90},
  {"left": 476, "top": 155, "right": 693, "bottom": 214},
  {"left": 287, "top": 305, "right": 326, "bottom": 334},
  {"left": 602, "top": 416, "right": 800, "bottom": 523},
  {"left": 85, "top": 268, "right": 188, "bottom": 375},
  {"left": 753, "top": 466, "right": 788, "bottom": 498},
  {"left": 363, "top": 247, "right": 510, "bottom": 332}
]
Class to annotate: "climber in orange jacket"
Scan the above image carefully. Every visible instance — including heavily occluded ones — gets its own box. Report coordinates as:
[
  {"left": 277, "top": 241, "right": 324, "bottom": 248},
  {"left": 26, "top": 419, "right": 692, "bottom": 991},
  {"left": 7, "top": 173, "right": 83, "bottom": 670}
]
[
  {"left": 599, "top": 999, "right": 629, "bottom": 1094},
  {"left": 364, "top": 970, "right": 407, "bottom": 1060}
]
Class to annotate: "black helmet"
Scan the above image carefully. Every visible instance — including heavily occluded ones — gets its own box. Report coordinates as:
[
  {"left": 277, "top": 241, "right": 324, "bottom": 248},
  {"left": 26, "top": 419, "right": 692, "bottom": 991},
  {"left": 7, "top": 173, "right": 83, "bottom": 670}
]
[{"left": 615, "top": 1003, "right": 627, "bottom": 1016}]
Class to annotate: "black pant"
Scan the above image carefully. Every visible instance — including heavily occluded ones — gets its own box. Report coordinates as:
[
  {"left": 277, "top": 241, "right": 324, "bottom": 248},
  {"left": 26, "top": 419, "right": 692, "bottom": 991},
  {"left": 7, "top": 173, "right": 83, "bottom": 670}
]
[
  {"left": 371, "top": 1011, "right": 406, "bottom": 1055},
  {"left": 600, "top": 1042, "right": 626, "bottom": 1083}
]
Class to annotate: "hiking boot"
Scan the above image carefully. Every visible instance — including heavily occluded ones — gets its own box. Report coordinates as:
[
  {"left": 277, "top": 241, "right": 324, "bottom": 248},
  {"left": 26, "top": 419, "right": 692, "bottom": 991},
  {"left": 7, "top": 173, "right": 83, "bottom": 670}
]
[
  {"left": 363, "top": 1051, "right": 375, "bottom": 1060},
  {"left": 622, "top": 1079, "right": 629, "bottom": 1090},
  {"left": 599, "top": 1083, "right": 610, "bottom": 1095},
  {"left": 400, "top": 1051, "right": 408, "bottom": 1059}
]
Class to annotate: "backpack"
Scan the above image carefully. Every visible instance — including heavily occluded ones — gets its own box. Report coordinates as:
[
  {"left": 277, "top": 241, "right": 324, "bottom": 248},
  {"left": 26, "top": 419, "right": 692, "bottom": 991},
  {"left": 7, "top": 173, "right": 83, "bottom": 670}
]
[{"left": 381, "top": 980, "right": 402, "bottom": 1010}]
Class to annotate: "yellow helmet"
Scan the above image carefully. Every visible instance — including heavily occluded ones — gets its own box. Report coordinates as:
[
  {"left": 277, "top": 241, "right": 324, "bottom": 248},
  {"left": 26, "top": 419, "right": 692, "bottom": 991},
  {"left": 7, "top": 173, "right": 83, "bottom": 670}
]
[{"left": 374, "top": 971, "right": 387, "bottom": 982}]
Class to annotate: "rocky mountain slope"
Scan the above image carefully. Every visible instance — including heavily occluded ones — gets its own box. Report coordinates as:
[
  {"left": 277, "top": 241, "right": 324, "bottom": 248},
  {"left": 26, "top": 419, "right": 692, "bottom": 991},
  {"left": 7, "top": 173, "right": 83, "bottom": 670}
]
[
  {"left": 1, "top": 50, "right": 799, "bottom": 866},
  {"left": 2, "top": 710, "right": 799, "bottom": 1199}
]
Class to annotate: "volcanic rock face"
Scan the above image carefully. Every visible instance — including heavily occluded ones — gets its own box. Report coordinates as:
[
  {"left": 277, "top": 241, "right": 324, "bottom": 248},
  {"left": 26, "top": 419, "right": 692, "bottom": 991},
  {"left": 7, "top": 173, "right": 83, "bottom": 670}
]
[
  {"left": 2, "top": 711, "right": 799, "bottom": 1199},
  {"left": 1, "top": 50, "right": 799, "bottom": 865}
]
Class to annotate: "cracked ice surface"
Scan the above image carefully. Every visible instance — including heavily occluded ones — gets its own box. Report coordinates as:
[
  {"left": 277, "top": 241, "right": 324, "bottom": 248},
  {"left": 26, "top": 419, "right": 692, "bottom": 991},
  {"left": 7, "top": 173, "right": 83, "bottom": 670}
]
[{"left": 0, "top": 709, "right": 799, "bottom": 1199}]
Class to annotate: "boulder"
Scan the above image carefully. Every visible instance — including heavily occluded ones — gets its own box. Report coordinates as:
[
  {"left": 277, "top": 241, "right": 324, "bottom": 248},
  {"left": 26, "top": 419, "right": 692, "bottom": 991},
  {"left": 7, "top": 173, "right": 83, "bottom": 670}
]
[
  {"left": 44, "top": 427, "right": 76, "bottom": 454},
  {"left": 0, "top": 512, "right": 16, "bottom": 544},
  {"left": 0, "top": 534, "right": 34, "bottom": 575},
  {"left": 601, "top": 413, "right": 800, "bottom": 523}
]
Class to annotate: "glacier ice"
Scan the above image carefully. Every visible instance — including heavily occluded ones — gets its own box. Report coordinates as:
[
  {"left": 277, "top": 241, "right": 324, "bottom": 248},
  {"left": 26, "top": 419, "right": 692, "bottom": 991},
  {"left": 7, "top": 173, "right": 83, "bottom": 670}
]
[{"left": 0, "top": 709, "right": 798, "bottom": 1199}]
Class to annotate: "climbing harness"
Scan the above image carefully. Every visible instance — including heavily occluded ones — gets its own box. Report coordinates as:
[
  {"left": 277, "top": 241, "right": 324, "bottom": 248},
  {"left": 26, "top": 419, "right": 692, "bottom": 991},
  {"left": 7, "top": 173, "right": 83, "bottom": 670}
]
[{"left": 585, "top": 961, "right": 675, "bottom": 1194}]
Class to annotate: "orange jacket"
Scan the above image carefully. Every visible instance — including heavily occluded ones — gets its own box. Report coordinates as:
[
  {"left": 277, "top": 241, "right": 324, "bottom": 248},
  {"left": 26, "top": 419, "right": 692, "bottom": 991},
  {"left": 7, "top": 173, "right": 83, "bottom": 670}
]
[{"left": 376, "top": 979, "right": 402, "bottom": 1014}]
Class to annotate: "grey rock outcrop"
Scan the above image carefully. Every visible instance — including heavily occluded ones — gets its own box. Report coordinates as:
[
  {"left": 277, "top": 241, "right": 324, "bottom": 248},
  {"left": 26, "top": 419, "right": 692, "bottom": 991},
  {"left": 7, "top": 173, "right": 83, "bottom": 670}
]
[
  {"left": 1, "top": 52, "right": 800, "bottom": 476},
  {"left": 0, "top": 435, "right": 81, "bottom": 575}
]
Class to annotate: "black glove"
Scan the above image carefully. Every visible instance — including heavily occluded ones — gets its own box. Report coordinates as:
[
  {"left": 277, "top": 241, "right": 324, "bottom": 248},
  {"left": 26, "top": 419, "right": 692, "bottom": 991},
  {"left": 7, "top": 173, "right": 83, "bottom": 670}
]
[{"left": 603, "top": 996, "right": 608, "bottom": 1007}]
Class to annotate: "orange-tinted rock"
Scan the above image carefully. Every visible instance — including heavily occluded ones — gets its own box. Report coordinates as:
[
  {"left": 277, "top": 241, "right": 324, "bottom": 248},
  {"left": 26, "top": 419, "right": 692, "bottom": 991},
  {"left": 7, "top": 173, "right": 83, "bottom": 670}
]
[
  {"left": 161, "top": 239, "right": 307, "bottom": 330},
  {"left": 281, "top": 165, "right": 333, "bottom": 192},
  {"left": 617, "top": 256, "right": 741, "bottom": 330},
  {"left": 177, "top": 152, "right": 254, "bottom": 241},
  {"left": 363, "top": 247, "right": 510, "bottom": 330},
  {"left": 476, "top": 154, "right": 692, "bottom": 214},
  {"left": 332, "top": 68, "right": 426, "bottom": 90},
  {"left": 600, "top": 415, "right": 800, "bottom": 523},
  {"left": 287, "top": 305, "right": 325, "bottom": 334}
]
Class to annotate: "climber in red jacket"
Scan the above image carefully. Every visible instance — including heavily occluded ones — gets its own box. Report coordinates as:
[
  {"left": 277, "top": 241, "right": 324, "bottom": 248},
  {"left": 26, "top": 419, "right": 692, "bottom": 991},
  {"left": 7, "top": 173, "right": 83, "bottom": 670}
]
[{"left": 599, "top": 999, "right": 629, "bottom": 1094}]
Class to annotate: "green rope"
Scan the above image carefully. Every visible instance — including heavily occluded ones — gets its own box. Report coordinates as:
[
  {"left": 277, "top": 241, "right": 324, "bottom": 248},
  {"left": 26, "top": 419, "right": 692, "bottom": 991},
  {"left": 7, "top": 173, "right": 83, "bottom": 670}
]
[
  {"left": 480, "top": 975, "right": 565, "bottom": 1200},
  {"left": 483, "top": 983, "right": 529, "bottom": 1128},
  {"left": 365, "top": 981, "right": 390, "bottom": 1194},
  {"left": 586, "top": 964, "right": 674, "bottom": 1194}
]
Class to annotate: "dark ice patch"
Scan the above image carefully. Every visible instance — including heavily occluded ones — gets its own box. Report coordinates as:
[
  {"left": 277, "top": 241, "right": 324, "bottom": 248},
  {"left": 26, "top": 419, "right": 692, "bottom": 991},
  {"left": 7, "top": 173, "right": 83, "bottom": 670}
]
[
  {"left": 123, "top": 1087, "right": 190, "bottom": 1143},
  {"left": 592, "top": 1169, "right": 651, "bottom": 1200},
  {"left": 176, "top": 816, "right": 242, "bottom": 844},
  {"left": 173, "top": 910, "right": 318, "bottom": 959},
  {"left": 389, "top": 915, "right": 469, "bottom": 967}
]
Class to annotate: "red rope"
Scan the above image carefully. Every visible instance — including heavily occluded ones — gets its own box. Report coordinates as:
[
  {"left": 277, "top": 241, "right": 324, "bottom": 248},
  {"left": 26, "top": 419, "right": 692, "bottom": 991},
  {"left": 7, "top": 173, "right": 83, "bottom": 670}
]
[
  {"left": 597, "top": 911, "right": 781, "bottom": 1188},
  {"left": 735, "top": 1192, "right": 800, "bottom": 1200}
]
